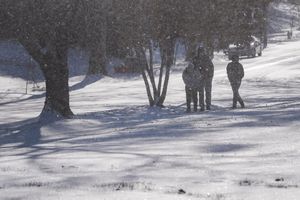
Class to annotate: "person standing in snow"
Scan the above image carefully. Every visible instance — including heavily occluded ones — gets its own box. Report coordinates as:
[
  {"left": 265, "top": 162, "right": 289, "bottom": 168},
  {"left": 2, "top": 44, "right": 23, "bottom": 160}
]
[
  {"left": 193, "top": 47, "right": 214, "bottom": 110},
  {"left": 182, "top": 59, "right": 203, "bottom": 112},
  {"left": 227, "top": 55, "right": 245, "bottom": 109}
]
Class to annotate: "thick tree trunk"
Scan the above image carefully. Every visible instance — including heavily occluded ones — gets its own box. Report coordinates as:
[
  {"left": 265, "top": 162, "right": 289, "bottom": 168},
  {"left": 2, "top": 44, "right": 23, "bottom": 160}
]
[
  {"left": 19, "top": 36, "right": 73, "bottom": 118},
  {"left": 41, "top": 47, "right": 73, "bottom": 118}
]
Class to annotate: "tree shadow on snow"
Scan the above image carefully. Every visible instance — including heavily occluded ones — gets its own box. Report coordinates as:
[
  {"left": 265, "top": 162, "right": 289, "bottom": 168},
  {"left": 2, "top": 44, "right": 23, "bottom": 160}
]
[
  {"left": 65, "top": 104, "right": 218, "bottom": 145},
  {"left": 0, "top": 105, "right": 197, "bottom": 152},
  {"left": 0, "top": 75, "right": 102, "bottom": 106},
  {"left": 0, "top": 116, "right": 60, "bottom": 148},
  {"left": 76, "top": 105, "right": 186, "bottom": 129},
  {"left": 1, "top": 91, "right": 299, "bottom": 169},
  {"left": 204, "top": 143, "right": 256, "bottom": 153},
  {"left": 70, "top": 75, "right": 102, "bottom": 91},
  {"left": 205, "top": 97, "right": 300, "bottom": 129},
  {"left": 0, "top": 92, "right": 45, "bottom": 106}
]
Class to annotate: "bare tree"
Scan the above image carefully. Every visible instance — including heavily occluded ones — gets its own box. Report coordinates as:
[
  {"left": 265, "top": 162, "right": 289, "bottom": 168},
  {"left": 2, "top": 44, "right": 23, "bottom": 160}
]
[
  {"left": 1, "top": 0, "right": 96, "bottom": 118},
  {"left": 135, "top": 0, "right": 180, "bottom": 107}
]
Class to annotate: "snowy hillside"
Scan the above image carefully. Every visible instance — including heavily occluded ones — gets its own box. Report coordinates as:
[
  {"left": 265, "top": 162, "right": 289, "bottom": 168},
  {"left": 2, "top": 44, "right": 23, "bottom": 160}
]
[{"left": 1, "top": 30, "right": 300, "bottom": 200}]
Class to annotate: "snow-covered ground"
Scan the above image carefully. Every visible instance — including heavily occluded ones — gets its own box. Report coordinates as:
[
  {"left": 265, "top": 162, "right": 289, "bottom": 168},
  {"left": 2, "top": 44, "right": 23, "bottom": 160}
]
[{"left": 1, "top": 34, "right": 300, "bottom": 199}]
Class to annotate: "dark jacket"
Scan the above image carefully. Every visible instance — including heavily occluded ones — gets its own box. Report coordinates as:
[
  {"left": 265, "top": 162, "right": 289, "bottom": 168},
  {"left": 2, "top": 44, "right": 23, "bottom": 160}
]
[
  {"left": 194, "top": 55, "right": 214, "bottom": 79},
  {"left": 182, "top": 62, "right": 203, "bottom": 89},
  {"left": 227, "top": 61, "right": 244, "bottom": 83}
]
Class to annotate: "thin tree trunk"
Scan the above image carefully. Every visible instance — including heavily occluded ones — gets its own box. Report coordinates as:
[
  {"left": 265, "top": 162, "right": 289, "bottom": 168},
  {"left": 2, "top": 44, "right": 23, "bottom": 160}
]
[
  {"left": 137, "top": 47, "right": 154, "bottom": 106},
  {"left": 141, "top": 70, "right": 154, "bottom": 106},
  {"left": 147, "top": 43, "right": 158, "bottom": 98},
  {"left": 157, "top": 47, "right": 165, "bottom": 97},
  {"left": 157, "top": 39, "right": 175, "bottom": 106},
  {"left": 138, "top": 39, "right": 175, "bottom": 107},
  {"left": 157, "top": 65, "right": 171, "bottom": 107}
]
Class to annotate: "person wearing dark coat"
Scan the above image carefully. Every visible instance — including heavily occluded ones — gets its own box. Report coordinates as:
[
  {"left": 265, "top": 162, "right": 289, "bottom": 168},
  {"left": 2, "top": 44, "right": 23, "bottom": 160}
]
[
  {"left": 182, "top": 61, "right": 203, "bottom": 112},
  {"left": 227, "top": 55, "right": 245, "bottom": 109},
  {"left": 193, "top": 47, "right": 214, "bottom": 110}
]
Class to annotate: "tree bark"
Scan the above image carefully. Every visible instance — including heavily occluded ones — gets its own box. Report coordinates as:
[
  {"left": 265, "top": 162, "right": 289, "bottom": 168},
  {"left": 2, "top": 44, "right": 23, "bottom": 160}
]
[
  {"left": 142, "top": 46, "right": 158, "bottom": 99},
  {"left": 138, "top": 38, "right": 175, "bottom": 107},
  {"left": 40, "top": 46, "right": 73, "bottom": 118},
  {"left": 141, "top": 70, "right": 155, "bottom": 106},
  {"left": 157, "top": 65, "right": 171, "bottom": 107},
  {"left": 137, "top": 47, "right": 154, "bottom": 106},
  {"left": 157, "top": 47, "right": 165, "bottom": 97},
  {"left": 19, "top": 36, "right": 73, "bottom": 118},
  {"left": 157, "top": 39, "right": 175, "bottom": 107}
]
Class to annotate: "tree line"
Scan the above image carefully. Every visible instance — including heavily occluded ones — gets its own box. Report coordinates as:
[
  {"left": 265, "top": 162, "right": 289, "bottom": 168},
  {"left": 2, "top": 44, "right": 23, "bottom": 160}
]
[{"left": 0, "top": 0, "right": 277, "bottom": 118}]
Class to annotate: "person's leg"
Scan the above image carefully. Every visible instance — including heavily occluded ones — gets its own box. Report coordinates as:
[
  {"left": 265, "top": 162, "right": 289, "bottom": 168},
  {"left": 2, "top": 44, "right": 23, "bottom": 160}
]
[
  {"left": 185, "top": 86, "right": 192, "bottom": 112},
  {"left": 231, "top": 82, "right": 238, "bottom": 109},
  {"left": 198, "top": 86, "right": 205, "bottom": 111},
  {"left": 192, "top": 89, "right": 198, "bottom": 112},
  {"left": 235, "top": 81, "right": 245, "bottom": 108},
  {"left": 238, "top": 96, "right": 245, "bottom": 108},
  {"left": 205, "top": 78, "right": 212, "bottom": 110}
]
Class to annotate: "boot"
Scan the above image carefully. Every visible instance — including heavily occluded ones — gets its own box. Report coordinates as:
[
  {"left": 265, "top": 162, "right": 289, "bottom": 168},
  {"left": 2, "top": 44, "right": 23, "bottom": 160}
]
[
  {"left": 186, "top": 105, "right": 191, "bottom": 113},
  {"left": 240, "top": 101, "right": 245, "bottom": 108},
  {"left": 232, "top": 103, "right": 237, "bottom": 109},
  {"left": 193, "top": 105, "right": 198, "bottom": 112}
]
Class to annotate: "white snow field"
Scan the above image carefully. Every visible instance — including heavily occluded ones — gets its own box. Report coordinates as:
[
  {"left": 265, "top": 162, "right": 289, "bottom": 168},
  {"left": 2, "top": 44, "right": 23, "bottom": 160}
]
[{"left": 1, "top": 36, "right": 300, "bottom": 200}]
